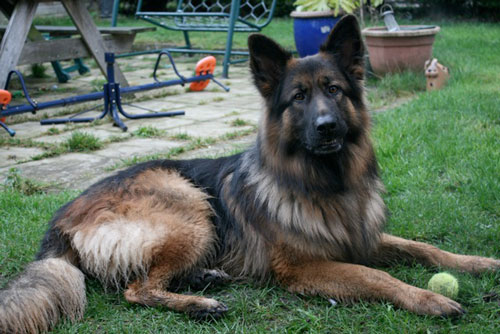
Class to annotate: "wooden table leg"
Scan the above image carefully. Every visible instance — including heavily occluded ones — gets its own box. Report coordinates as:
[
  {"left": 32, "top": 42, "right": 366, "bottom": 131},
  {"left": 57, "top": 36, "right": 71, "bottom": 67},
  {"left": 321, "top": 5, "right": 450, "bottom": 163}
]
[
  {"left": 61, "top": 0, "right": 129, "bottom": 87},
  {"left": 0, "top": 0, "right": 38, "bottom": 88}
]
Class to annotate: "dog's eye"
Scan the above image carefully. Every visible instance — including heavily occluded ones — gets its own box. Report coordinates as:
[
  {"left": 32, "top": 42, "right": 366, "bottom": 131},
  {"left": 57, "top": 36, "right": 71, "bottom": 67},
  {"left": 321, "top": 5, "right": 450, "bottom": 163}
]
[
  {"left": 294, "top": 92, "right": 305, "bottom": 101},
  {"left": 328, "top": 85, "right": 340, "bottom": 95}
]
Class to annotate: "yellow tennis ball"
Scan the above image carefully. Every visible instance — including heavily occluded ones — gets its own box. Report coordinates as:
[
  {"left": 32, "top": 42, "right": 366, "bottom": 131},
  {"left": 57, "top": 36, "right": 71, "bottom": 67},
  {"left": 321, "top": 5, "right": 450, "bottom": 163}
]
[{"left": 428, "top": 273, "right": 459, "bottom": 299}]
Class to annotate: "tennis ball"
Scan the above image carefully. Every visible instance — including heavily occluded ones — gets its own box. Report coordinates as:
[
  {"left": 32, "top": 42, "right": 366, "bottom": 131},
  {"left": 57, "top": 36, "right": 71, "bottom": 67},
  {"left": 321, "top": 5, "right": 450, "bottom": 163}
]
[{"left": 427, "top": 272, "right": 459, "bottom": 299}]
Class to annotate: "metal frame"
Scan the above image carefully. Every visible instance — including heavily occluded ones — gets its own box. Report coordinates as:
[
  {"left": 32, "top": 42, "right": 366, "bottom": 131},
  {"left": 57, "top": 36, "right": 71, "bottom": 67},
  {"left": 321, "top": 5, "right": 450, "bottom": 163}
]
[
  {"left": 0, "top": 51, "right": 229, "bottom": 136},
  {"left": 129, "top": 0, "right": 277, "bottom": 78}
]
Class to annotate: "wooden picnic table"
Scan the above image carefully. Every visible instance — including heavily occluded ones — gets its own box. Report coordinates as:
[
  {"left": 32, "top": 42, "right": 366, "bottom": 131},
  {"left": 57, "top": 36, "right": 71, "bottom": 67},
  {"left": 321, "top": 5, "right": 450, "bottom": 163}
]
[{"left": 0, "top": 0, "right": 153, "bottom": 88}]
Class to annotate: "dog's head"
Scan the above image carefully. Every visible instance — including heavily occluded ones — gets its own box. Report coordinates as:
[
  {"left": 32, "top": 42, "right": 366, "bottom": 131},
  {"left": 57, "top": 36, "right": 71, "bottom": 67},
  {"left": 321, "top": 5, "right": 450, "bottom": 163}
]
[{"left": 249, "top": 15, "right": 367, "bottom": 157}]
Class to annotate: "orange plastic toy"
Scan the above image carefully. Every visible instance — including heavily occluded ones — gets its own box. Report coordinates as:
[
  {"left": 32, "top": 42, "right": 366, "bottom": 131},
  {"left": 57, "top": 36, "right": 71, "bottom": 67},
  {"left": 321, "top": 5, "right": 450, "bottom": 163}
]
[
  {"left": 189, "top": 56, "right": 216, "bottom": 91},
  {"left": 0, "top": 89, "right": 12, "bottom": 123}
]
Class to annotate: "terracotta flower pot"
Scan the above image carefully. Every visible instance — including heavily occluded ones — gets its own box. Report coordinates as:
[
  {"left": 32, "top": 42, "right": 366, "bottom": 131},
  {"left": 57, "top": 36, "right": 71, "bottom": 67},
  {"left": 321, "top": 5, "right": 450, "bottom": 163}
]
[{"left": 362, "top": 26, "right": 440, "bottom": 75}]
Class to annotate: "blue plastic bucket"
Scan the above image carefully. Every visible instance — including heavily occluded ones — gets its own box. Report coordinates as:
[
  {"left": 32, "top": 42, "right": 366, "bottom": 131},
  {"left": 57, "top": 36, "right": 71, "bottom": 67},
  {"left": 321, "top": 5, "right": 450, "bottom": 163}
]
[{"left": 292, "top": 13, "right": 341, "bottom": 58}]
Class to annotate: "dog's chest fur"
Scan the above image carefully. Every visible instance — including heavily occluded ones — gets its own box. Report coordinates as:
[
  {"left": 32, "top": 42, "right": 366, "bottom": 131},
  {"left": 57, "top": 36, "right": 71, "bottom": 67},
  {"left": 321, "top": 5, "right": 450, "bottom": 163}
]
[
  {"left": 220, "top": 150, "right": 386, "bottom": 277},
  {"left": 254, "top": 169, "right": 385, "bottom": 263}
]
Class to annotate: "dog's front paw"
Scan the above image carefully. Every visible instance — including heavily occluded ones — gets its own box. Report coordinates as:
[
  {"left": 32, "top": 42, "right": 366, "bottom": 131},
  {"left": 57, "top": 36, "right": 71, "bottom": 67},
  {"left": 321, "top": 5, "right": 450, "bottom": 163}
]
[
  {"left": 407, "top": 290, "right": 465, "bottom": 317},
  {"left": 460, "top": 256, "right": 500, "bottom": 274},
  {"left": 187, "top": 298, "right": 228, "bottom": 320}
]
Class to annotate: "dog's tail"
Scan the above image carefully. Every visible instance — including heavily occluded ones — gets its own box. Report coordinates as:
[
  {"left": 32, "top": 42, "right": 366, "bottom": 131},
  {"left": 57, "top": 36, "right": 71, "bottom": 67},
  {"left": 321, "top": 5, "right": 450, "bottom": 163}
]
[{"left": 0, "top": 257, "right": 86, "bottom": 333}]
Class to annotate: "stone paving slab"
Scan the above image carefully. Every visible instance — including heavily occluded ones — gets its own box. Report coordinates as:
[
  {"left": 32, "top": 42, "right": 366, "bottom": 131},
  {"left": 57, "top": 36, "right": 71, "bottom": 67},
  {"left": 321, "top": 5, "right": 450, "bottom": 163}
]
[
  {"left": 0, "top": 147, "right": 45, "bottom": 167},
  {"left": 169, "top": 120, "right": 254, "bottom": 138},
  {"left": 178, "top": 90, "right": 232, "bottom": 106},
  {"left": 223, "top": 110, "right": 261, "bottom": 125},
  {"left": 124, "top": 117, "right": 196, "bottom": 133},
  {"left": 3, "top": 121, "right": 51, "bottom": 139},
  {"left": 177, "top": 134, "right": 256, "bottom": 160},
  {"left": 0, "top": 153, "right": 117, "bottom": 189},
  {"left": 181, "top": 106, "right": 237, "bottom": 122},
  {"left": 122, "top": 100, "right": 188, "bottom": 114},
  {"left": 212, "top": 96, "right": 262, "bottom": 111},
  {"left": 93, "top": 138, "right": 184, "bottom": 160},
  {"left": 34, "top": 127, "right": 131, "bottom": 145}
]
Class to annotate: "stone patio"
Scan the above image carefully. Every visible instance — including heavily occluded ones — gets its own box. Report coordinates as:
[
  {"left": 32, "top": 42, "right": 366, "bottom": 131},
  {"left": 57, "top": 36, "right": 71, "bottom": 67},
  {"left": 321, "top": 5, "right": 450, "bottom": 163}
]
[{"left": 0, "top": 54, "right": 260, "bottom": 191}]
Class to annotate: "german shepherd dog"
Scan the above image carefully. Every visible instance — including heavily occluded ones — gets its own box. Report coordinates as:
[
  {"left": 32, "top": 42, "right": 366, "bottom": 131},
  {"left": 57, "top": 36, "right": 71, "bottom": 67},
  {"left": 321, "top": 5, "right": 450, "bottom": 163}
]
[{"left": 1, "top": 15, "right": 499, "bottom": 333}]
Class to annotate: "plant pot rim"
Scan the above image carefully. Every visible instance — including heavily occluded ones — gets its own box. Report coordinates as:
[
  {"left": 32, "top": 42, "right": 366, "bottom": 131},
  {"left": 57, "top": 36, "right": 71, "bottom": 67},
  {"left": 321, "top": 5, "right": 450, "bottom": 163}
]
[
  {"left": 290, "top": 10, "right": 341, "bottom": 18},
  {"left": 362, "top": 26, "right": 440, "bottom": 37}
]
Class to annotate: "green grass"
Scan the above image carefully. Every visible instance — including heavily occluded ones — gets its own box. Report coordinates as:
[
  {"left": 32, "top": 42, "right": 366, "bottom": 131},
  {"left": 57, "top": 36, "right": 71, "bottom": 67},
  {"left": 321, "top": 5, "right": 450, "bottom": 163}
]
[
  {"left": 30, "top": 63, "right": 49, "bottom": 79},
  {"left": 90, "top": 78, "right": 108, "bottom": 92},
  {"left": 170, "top": 132, "right": 192, "bottom": 141},
  {"left": 3, "top": 168, "right": 53, "bottom": 196},
  {"left": 230, "top": 118, "right": 252, "bottom": 127},
  {"left": 1, "top": 20, "right": 500, "bottom": 333},
  {"left": 366, "top": 71, "right": 425, "bottom": 110},
  {"left": 64, "top": 131, "right": 103, "bottom": 152},
  {"left": 133, "top": 125, "right": 165, "bottom": 138},
  {"left": 45, "top": 127, "right": 61, "bottom": 136}
]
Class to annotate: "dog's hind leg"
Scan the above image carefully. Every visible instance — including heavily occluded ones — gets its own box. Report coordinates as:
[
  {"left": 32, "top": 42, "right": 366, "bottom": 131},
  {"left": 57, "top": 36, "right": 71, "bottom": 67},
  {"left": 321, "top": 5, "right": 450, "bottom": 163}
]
[
  {"left": 121, "top": 213, "right": 229, "bottom": 318},
  {"left": 118, "top": 216, "right": 229, "bottom": 318},
  {"left": 374, "top": 234, "right": 500, "bottom": 274},
  {"left": 66, "top": 168, "right": 227, "bottom": 318},
  {"left": 120, "top": 169, "right": 227, "bottom": 318},
  {"left": 124, "top": 245, "right": 228, "bottom": 319}
]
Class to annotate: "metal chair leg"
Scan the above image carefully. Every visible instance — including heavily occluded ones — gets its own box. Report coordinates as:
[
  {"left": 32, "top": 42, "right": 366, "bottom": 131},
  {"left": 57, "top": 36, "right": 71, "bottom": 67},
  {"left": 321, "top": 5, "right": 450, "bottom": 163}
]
[{"left": 222, "top": 0, "right": 240, "bottom": 79}]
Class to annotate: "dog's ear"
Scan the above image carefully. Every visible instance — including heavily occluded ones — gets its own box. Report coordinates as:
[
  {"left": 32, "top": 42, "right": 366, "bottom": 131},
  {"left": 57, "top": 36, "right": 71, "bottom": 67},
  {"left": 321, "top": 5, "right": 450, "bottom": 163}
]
[
  {"left": 248, "top": 34, "right": 292, "bottom": 98},
  {"left": 320, "top": 15, "right": 365, "bottom": 80}
]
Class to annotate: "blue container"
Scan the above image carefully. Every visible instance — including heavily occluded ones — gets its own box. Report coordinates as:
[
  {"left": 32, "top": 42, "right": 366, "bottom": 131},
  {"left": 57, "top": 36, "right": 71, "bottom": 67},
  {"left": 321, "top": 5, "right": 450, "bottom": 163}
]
[{"left": 292, "top": 14, "right": 341, "bottom": 57}]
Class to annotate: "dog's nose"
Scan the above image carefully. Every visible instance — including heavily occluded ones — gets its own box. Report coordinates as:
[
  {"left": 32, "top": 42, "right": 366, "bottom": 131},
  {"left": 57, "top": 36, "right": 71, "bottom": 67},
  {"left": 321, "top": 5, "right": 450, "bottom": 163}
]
[{"left": 315, "top": 114, "right": 337, "bottom": 135}]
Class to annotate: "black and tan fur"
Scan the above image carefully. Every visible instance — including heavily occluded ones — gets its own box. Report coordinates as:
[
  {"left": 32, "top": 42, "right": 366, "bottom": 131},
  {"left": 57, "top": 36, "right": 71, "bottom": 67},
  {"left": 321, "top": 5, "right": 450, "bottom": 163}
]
[{"left": 1, "top": 15, "right": 499, "bottom": 333}]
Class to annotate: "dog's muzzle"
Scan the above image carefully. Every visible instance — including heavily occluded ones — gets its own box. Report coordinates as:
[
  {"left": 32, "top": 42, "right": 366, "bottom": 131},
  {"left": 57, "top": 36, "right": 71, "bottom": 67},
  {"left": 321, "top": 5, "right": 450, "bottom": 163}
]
[{"left": 311, "top": 114, "right": 345, "bottom": 154}]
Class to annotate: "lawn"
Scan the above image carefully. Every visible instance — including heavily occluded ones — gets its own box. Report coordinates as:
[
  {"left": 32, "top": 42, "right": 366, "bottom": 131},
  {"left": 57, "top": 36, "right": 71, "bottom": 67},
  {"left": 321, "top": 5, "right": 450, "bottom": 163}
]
[{"left": 2, "top": 17, "right": 500, "bottom": 333}]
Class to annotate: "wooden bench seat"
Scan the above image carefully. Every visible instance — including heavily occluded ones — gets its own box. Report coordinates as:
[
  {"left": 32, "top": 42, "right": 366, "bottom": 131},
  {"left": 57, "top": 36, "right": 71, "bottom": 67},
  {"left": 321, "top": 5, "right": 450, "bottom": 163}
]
[
  {"left": 0, "top": 25, "right": 155, "bottom": 35},
  {"left": 0, "top": 25, "right": 155, "bottom": 36},
  {"left": 0, "top": 25, "right": 155, "bottom": 65}
]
